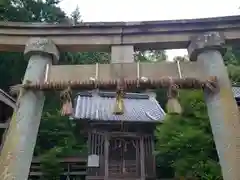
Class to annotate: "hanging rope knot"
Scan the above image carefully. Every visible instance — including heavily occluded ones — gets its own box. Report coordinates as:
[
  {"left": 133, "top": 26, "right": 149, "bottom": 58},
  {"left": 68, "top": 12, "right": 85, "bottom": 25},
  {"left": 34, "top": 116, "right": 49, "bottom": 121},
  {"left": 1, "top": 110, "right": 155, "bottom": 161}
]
[
  {"left": 10, "top": 80, "right": 31, "bottom": 96},
  {"left": 113, "top": 79, "right": 125, "bottom": 115},
  {"left": 166, "top": 77, "right": 182, "bottom": 114},
  {"left": 10, "top": 80, "right": 32, "bottom": 108},
  {"left": 205, "top": 76, "right": 218, "bottom": 93},
  {"left": 167, "top": 77, "right": 179, "bottom": 98},
  {"left": 60, "top": 86, "right": 73, "bottom": 116}
]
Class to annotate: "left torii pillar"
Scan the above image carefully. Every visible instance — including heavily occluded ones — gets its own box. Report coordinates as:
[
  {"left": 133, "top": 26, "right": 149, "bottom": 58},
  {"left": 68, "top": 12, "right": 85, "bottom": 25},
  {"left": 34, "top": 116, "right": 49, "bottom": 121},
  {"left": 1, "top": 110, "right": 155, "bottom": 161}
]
[{"left": 0, "top": 38, "right": 59, "bottom": 180}]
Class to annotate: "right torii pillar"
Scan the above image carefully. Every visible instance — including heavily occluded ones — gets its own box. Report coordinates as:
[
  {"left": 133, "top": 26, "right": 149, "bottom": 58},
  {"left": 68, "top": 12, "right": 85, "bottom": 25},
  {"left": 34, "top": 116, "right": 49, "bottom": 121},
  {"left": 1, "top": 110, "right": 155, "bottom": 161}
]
[{"left": 188, "top": 32, "right": 240, "bottom": 180}]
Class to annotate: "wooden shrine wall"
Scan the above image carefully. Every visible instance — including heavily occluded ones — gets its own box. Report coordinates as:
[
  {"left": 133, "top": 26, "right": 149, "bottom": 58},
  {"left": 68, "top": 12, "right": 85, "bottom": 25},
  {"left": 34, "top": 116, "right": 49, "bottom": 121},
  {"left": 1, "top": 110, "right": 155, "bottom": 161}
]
[{"left": 87, "top": 131, "right": 105, "bottom": 178}]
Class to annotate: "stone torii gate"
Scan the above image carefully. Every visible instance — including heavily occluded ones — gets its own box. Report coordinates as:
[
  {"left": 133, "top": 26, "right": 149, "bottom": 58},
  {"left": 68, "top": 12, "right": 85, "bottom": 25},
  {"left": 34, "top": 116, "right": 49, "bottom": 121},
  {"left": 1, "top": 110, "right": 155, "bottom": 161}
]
[{"left": 0, "top": 16, "right": 240, "bottom": 180}]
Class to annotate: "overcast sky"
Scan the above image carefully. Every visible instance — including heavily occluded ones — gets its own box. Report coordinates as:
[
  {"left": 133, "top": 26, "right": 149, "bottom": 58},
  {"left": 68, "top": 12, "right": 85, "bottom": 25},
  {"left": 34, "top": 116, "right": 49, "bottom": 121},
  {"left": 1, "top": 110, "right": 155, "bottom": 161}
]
[{"left": 59, "top": 0, "right": 240, "bottom": 60}]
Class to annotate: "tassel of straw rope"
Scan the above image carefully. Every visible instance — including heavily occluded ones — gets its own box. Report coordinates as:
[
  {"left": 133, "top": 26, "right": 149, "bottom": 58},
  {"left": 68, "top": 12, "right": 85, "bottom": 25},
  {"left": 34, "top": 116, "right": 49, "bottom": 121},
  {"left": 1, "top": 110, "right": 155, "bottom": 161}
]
[
  {"left": 166, "top": 77, "right": 182, "bottom": 114},
  {"left": 60, "top": 86, "right": 73, "bottom": 116}
]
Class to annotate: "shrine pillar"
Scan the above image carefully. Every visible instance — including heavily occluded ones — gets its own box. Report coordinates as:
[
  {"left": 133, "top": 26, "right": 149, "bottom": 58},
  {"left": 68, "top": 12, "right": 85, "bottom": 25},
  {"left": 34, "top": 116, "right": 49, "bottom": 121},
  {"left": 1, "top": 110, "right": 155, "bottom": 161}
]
[
  {"left": 0, "top": 38, "right": 59, "bottom": 180},
  {"left": 188, "top": 32, "right": 240, "bottom": 180}
]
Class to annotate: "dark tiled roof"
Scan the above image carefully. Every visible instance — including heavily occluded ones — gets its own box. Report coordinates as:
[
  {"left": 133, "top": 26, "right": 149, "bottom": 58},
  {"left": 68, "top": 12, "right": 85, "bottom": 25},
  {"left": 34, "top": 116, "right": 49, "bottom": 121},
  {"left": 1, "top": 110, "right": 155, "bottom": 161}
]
[
  {"left": 73, "top": 91, "right": 165, "bottom": 122},
  {"left": 232, "top": 86, "right": 240, "bottom": 98},
  {"left": 0, "top": 89, "right": 16, "bottom": 109}
]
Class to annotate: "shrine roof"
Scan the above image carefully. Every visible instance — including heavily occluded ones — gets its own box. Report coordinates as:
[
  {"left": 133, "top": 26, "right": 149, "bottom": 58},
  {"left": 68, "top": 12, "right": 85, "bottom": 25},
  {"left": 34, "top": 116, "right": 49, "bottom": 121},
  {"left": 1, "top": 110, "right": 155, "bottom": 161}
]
[
  {"left": 232, "top": 86, "right": 240, "bottom": 98},
  {"left": 73, "top": 91, "right": 165, "bottom": 122},
  {"left": 0, "top": 89, "right": 16, "bottom": 109}
]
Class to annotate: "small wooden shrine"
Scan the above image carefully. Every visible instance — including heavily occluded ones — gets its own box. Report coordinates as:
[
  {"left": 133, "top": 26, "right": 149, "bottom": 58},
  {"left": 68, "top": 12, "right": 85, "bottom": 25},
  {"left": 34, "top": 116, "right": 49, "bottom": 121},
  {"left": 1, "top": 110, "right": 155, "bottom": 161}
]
[{"left": 72, "top": 91, "right": 165, "bottom": 180}]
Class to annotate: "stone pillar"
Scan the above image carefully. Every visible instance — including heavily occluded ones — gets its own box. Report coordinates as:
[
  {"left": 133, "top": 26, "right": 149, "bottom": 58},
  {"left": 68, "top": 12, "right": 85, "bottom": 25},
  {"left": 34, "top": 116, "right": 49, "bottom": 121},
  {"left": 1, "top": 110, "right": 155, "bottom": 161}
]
[
  {"left": 0, "top": 38, "right": 59, "bottom": 180},
  {"left": 111, "top": 45, "right": 134, "bottom": 63},
  {"left": 188, "top": 32, "right": 240, "bottom": 180}
]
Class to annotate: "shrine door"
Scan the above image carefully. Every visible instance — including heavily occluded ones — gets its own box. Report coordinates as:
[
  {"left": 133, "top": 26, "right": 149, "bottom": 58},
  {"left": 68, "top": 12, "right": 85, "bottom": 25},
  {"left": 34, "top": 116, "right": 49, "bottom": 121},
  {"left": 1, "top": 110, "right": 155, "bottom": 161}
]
[{"left": 108, "top": 137, "right": 140, "bottom": 178}]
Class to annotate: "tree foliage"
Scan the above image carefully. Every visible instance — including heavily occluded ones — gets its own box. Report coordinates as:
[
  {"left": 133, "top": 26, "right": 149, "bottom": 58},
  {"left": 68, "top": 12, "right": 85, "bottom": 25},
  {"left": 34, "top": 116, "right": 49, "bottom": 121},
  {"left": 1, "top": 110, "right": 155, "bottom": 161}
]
[
  {"left": 135, "top": 50, "right": 167, "bottom": 62},
  {"left": 155, "top": 47, "right": 240, "bottom": 179},
  {"left": 224, "top": 47, "right": 240, "bottom": 84},
  {"left": 155, "top": 90, "right": 222, "bottom": 179}
]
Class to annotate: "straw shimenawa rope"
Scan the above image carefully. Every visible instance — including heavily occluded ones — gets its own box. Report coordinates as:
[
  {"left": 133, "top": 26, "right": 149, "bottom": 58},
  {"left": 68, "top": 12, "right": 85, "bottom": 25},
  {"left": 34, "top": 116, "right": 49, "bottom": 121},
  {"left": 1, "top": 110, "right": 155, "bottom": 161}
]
[
  {"left": 8, "top": 77, "right": 218, "bottom": 118},
  {"left": 12, "top": 77, "right": 217, "bottom": 91}
]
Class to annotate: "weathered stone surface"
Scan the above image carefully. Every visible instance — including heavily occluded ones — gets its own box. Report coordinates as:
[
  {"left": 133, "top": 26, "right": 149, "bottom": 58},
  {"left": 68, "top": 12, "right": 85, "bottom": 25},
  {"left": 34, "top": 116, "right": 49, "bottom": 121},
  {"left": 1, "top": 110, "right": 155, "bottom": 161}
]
[
  {"left": 0, "top": 42, "right": 59, "bottom": 180},
  {"left": 24, "top": 38, "right": 59, "bottom": 64},
  {"left": 188, "top": 32, "right": 226, "bottom": 61},
  {"left": 111, "top": 45, "right": 134, "bottom": 63},
  {"left": 195, "top": 49, "right": 240, "bottom": 180},
  {"left": 1, "top": 16, "right": 240, "bottom": 52}
]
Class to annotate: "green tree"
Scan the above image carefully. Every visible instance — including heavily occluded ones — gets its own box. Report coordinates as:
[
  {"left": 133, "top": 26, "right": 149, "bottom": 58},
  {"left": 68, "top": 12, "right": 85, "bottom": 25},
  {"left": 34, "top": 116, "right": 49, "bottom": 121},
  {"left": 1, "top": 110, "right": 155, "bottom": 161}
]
[
  {"left": 71, "top": 6, "right": 81, "bottom": 24},
  {"left": 155, "top": 90, "right": 222, "bottom": 179},
  {"left": 135, "top": 50, "right": 167, "bottom": 62},
  {"left": 40, "top": 148, "right": 63, "bottom": 180},
  {"left": 155, "top": 48, "right": 240, "bottom": 179},
  {"left": 1, "top": 0, "right": 66, "bottom": 22},
  {"left": 224, "top": 47, "right": 240, "bottom": 84}
]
